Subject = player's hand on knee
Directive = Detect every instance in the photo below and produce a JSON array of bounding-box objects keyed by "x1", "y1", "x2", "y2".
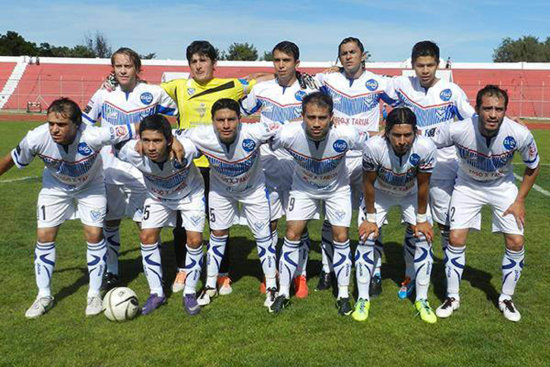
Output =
[
  {"x1": 414, "y1": 222, "x2": 433, "y2": 243},
  {"x1": 102, "y1": 72, "x2": 118, "y2": 92},
  {"x1": 359, "y1": 220, "x2": 378, "y2": 242},
  {"x1": 503, "y1": 200, "x2": 526, "y2": 229}
]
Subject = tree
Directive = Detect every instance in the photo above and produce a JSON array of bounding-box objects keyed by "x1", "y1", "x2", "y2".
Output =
[
  {"x1": 0, "y1": 31, "x2": 38, "y2": 56},
  {"x1": 140, "y1": 52, "x2": 157, "y2": 60},
  {"x1": 83, "y1": 31, "x2": 112, "y2": 58},
  {"x1": 260, "y1": 51, "x2": 273, "y2": 61},
  {"x1": 225, "y1": 42, "x2": 258, "y2": 61},
  {"x1": 493, "y1": 36, "x2": 550, "y2": 62}
]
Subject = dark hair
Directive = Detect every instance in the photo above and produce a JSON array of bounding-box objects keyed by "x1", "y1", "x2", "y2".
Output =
[
  {"x1": 411, "y1": 41, "x2": 440, "y2": 64},
  {"x1": 476, "y1": 85, "x2": 509, "y2": 109},
  {"x1": 272, "y1": 41, "x2": 300, "y2": 61},
  {"x1": 139, "y1": 114, "x2": 173, "y2": 141},
  {"x1": 47, "y1": 97, "x2": 82, "y2": 126},
  {"x1": 186, "y1": 40, "x2": 217, "y2": 63},
  {"x1": 302, "y1": 92, "x2": 334, "y2": 115},
  {"x1": 384, "y1": 107, "x2": 417, "y2": 137},
  {"x1": 211, "y1": 98, "x2": 241, "y2": 118},
  {"x1": 337, "y1": 37, "x2": 365, "y2": 63},
  {"x1": 111, "y1": 47, "x2": 142, "y2": 73}
]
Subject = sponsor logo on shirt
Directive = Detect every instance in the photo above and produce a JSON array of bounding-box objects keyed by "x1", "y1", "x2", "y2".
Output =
[
  {"x1": 77, "y1": 142, "x2": 93, "y2": 156},
  {"x1": 333, "y1": 139, "x2": 348, "y2": 153},
  {"x1": 503, "y1": 136, "x2": 517, "y2": 150},
  {"x1": 295, "y1": 90, "x2": 307, "y2": 101},
  {"x1": 440, "y1": 89, "x2": 452, "y2": 101},
  {"x1": 365, "y1": 79, "x2": 379, "y2": 91},
  {"x1": 187, "y1": 88, "x2": 195, "y2": 96},
  {"x1": 173, "y1": 158, "x2": 187, "y2": 169},
  {"x1": 140, "y1": 92, "x2": 154, "y2": 105},
  {"x1": 409, "y1": 153, "x2": 420, "y2": 166},
  {"x1": 242, "y1": 139, "x2": 256, "y2": 152}
]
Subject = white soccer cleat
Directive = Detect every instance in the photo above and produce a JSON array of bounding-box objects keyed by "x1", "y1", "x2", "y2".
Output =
[
  {"x1": 25, "y1": 296, "x2": 54, "y2": 319},
  {"x1": 171, "y1": 270, "x2": 187, "y2": 293},
  {"x1": 499, "y1": 299, "x2": 521, "y2": 322},
  {"x1": 217, "y1": 275, "x2": 233, "y2": 296},
  {"x1": 85, "y1": 295, "x2": 103, "y2": 317},
  {"x1": 264, "y1": 288, "x2": 278, "y2": 308},
  {"x1": 436, "y1": 297, "x2": 460, "y2": 318},
  {"x1": 197, "y1": 287, "x2": 218, "y2": 306}
]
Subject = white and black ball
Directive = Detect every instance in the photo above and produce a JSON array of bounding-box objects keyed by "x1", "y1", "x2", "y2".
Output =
[{"x1": 103, "y1": 287, "x2": 139, "y2": 322}]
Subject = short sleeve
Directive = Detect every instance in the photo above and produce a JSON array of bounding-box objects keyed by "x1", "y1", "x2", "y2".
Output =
[
  {"x1": 240, "y1": 86, "x2": 261, "y2": 116},
  {"x1": 432, "y1": 121, "x2": 454, "y2": 148},
  {"x1": 518, "y1": 131, "x2": 540, "y2": 169},
  {"x1": 11, "y1": 129, "x2": 39, "y2": 168},
  {"x1": 419, "y1": 139, "x2": 437, "y2": 173},
  {"x1": 157, "y1": 88, "x2": 178, "y2": 116},
  {"x1": 454, "y1": 87, "x2": 475, "y2": 120},
  {"x1": 82, "y1": 89, "x2": 105, "y2": 125},
  {"x1": 362, "y1": 140, "x2": 379, "y2": 172}
]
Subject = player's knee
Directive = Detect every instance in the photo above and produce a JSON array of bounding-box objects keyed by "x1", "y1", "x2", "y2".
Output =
[
  {"x1": 504, "y1": 235, "x2": 524, "y2": 251},
  {"x1": 449, "y1": 231, "x2": 466, "y2": 247},
  {"x1": 84, "y1": 226, "x2": 103, "y2": 243},
  {"x1": 186, "y1": 232, "x2": 203, "y2": 248},
  {"x1": 211, "y1": 229, "x2": 229, "y2": 238},
  {"x1": 332, "y1": 228, "x2": 349, "y2": 243},
  {"x1": 285, "y1": 229, "x2": 301, "y2": 242},
  {"x1": 139, "y1": 230, "x2": 158, "y2": 245}
]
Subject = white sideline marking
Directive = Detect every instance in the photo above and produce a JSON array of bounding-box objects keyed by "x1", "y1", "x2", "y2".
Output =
[
  {"x1": 0, "y1": 176, "x2": 39, "y2": 183},
  {"x1": 513, "y1": 163, "x2": 550, "y2": 167},
  {"x1": 513, "y1": 173, "x2": 550, "y2": 197}
]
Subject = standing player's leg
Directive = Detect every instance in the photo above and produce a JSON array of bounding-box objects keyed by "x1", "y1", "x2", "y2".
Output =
[
  {"x1": 317, "y1": 220, "x2": 334, "y2": 291},
  {"x1": 172, "y1": 213, "x2": 188, "y2": 292},
  {"x1": 139, "y1": 226, "x2": 166, "y2": 315}
]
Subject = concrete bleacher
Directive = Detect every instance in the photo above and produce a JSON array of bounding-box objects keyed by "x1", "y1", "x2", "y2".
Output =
[{"x1": 0, "y1": 61, "x2": 17, "y2": 107}]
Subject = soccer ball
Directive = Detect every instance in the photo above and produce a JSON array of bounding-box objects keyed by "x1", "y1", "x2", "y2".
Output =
[{"x1": 103, "y1": 287, "x2": 139, "y2": 322}]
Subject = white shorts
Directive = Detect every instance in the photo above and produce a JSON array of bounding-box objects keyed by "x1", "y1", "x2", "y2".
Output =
[
  {"x1": 449, "y1": 179, "x2": 523, "y2": 235},
  {"x1": 37, "y1": 184, "x2": 106, "y2": 228},
  {"x1": 286, "y1": 185, "x2": 352, "y2": 227},
  {"x1": 262, "y1": 153, "x2": 295, "y2": 193},
  {"x1": 141, "y1": 191, "x2": 205, "y2": 232},
  {"x1": 105, "y1": 183, "x2": 147, "y2": 222},
  {"x1": 268, "y1": 188, "x2": 289, "y2": 221},
  {"x1": 346, "y1": 155, "x2": 363, "y2": 210},
  {"x1": 429, "y1": 178, "x2": 455, "y2": 226},
  {"x1": 209, "y1": 186, "x2": 271, "y2": 238},
  {"x1": 358, "y1": 189, "x2": 420, "y2": 228}
]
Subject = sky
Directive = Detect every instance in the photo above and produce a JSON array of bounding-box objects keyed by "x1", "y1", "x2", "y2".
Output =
[{"x1": 1, "y1": 0, "x2": 549, "y2": 62}]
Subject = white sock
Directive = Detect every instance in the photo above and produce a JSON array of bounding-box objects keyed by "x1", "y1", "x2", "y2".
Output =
[
  {"x1": 104, "y1": 226, "x2": 120, "y2": 275},
  {"x1": 278, "y1": 237, "x2": 300, "y2": 298},
  {"x1": 296, "y1": 231, "x2": 310, "y2": 277},
  {"x1": 500, "y1": 247, "x2": 525, "y2": 301},
  {"x1": 206, "y1": 234, "x2": 228, "y2": 289},
  {"x1": 333, "y1": 240, "x2": 351, "y2": 298},
  {"x1": 355, "y1": 237, "x2": 375, "y2": 300},
  {"x1": 321, "y1": 221, "x2": 333, "y2": 273},
  {"x1": 35, "y1": 242, "x2": 56, "y2": 298},
  {"x1": 414, "y1": 234, "x2": 433, "y2": 301},
  {"x1": 373, "y1": 231, "x2": 383, "y2": 277},
  {"x1": 256, "y1": 233, "x2": 277, "y2": 289},
  {"x1": 444, "y1": 245, "x2": 465, "y2": 299},
  {"x1": 403, "y1": 227, "x2": 416, "y2": 280},
  {"x1": 87, "y1": 239, "x2": 107, "y2": 297},
  {"x1": 184, "y1": 245, "x2": 203, "y2": 295},
  {"x1": 141, "y1": 242, "x2": 164, "y2": 297}
]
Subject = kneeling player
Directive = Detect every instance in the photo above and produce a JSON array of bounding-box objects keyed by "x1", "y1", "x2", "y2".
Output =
[
  {"x1": 433, "y1": 85, "x2": 540, "y2": 322},
  {"x1": 0, "y1": 98, "x2": 137, "y2": 318},
  {"x1": 357, "y1": 107, "x2": 437, "y2": 323},
  {"x1": 117, "y1": 115, "x2": 205, "y2": 315}
]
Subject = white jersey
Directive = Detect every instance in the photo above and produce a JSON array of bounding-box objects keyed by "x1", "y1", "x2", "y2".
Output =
[
  {"x1": 433, "y1": 116, "x2": 539, "y2": 184},
  {"x1": 117, "y1": 136, "x2": 203, "y2": 201},
  {"x1": 83, "y1": 82, "x2": 178, "y2": 185},
  {"x1": 273, "y1": 122, "x2": 368, "y2": 195},
  {"x1": 362, "y1": 135, "x2": 437, "y2": 197},
  {"x1": 185, "y1": 122, "x2": 280, "y2": 194},
  {"x1": 11, "y1": 122, "x2": 136, "y2": 192},
  {"x1": 385, "y1": 76, "x2": 475, "y2": 180}
]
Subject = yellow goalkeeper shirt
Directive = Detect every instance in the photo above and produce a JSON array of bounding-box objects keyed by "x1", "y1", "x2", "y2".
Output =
[{"x1": 162, "y1": 77, "x2": 256, "y2": 167}]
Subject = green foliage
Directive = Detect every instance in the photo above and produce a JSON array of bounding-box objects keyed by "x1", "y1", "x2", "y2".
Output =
[
  {"x1": 261, "y1": 50, "x2": 273, "y2": 61},
  {"x1": 493, "y1": 35, "x2": 550, "y2": 62},
  {"x1": 225, "y1": 42, "x2": 258, "y2": 61}
]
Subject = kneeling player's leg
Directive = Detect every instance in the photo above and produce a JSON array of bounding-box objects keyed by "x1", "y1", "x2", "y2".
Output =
[
  {"x1": 411, "y1": 224, "x2": 433, "y2": 302},
  {"x1": 280, "y1": 219, "x2": 308, "y2": 298},
  {"x1": 501, "y1": 234, "x2": 525, "y2": 301},
  {"x1": 139, "y1": 228, "x2": 164, "y2": 296},
  {"x1": 355, "y1": 234, "x2": 376, "y2": 301},
  {"x1": 35, "y1": 226, "x2": 60, "y2": 298},
  {"x1": 429, "y1": 179, "x2": 454, "y2": 251},
  {"x1": 83, "y1": 225, "x2": 107, "y2": 298}
]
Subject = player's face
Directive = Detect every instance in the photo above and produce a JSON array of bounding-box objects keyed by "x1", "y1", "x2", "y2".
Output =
[
  {"x1": 47, "y1": 112, "x2": 78, "y2": 145},
  {"x1": 189, "y1": 53, "x2": 215, "y2": 84},
  {"x1": 273, "y1": 50, "x2": 299, "y2": 85},
  {"x1": 213, "y1": 108, "x2": 240, "y2": 144},
  {"x1": 303, "y1": 103, "x2": 333, "y2": 141},
  {"x1": 413, "y1": 56, "x2": 438, "y2": 88},
  {"x1": 112, "y1": 53, "x2": 138, "y2": 90},
  {"x1": 339, "y1": 41, "x2": 365, "y2": 78},
  {"x1": 141, "y1": 130, "x2": 170, "y2": 162},
  {"x1": 388, "y1": 124, "x2": 415, "y2": 156},
  {"x1": 476, "y1": 94, "x2": 506, "y2": 137}
]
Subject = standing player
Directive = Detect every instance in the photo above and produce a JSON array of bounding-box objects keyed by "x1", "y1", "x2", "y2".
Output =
[
  {"x1": 83, "y1": 47, "x2": 177, "y2": 291},
  {"x1": 355, "y1": 107, "x2": 437, "y2": 323},
  {"x1": 432, "y1": 85, "x2": 540, "y2": 322},
  {"x1": 185, "y1": 99, "x2": 280, "y2": 308},
  {"x1": 0, "y1": 98, "x2": 137, "y2": 318},
  {"x1": 116, "y1": 115, "x2": 205, "y2": 315},
  {"x1": 240, "y1": 41, "x2": 318, "y2": 298},
  {"x1": 269, "y1": 92, "x2": 369, "y2": 315},
  {"x1": 385, "y1": 41, "x2": 475, "y2": 299},
  {"x1": 314, "y1": 37, "x2": 395, "y2": 294}
]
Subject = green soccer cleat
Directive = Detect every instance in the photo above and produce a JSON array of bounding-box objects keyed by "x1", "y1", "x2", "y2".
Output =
[
  {"x1": 415, "y1": 299, "x2": 437, "y2": 324},
  {"x1": 351, "y1": 298, "x2": 370, "y2": 322}
]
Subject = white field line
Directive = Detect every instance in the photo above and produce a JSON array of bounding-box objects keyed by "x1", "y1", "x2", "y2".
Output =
[
  {"x1": 513, "y1": 173, "x2": 550, "y2": 197},
  {"x1": 0, "y1": 175, "x2": 40, "y2": 183}
]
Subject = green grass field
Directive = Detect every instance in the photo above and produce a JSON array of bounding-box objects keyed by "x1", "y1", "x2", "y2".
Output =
[{"x1": 0, "y1": 121, "x2": 548, "y2": 366}]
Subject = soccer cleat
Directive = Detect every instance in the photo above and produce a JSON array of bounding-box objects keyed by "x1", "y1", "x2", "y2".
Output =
[
  {"x1": 197, "y1": 286, "x2": 218, "y2": 306},
  {"x1": 264, "y1": 287, "x2": 278, "y2": 308},
  {"x1": 141, "y1": 293, "x2": 167, "y2": 315},
  {"x1": 269, "y1": 295, "x2": 290, "y2": 313},
  {"x1": 398, "y1": 276, "x2": 415, "y2": 299},
  {"x1": 415, "y1": 299, "x2": 437, "y2": 324},
  {"x1": 315, "y1": 271, "x2": 332, "y2": 291},
  {"x1": 294, "y1": 275, "x2": 309, "y2": 299},
  {"x1": 101, "y1": 272, "x2": 120, "y2": 293},
  {"x1": 369, "y1": 274, "x2": 382, "y2": 298},
  {"x1": 259, "y1": 277, "x2": 266, "y2": 294},
  {"x1": 351, "y1": 298, "x2": 371, "y2": 322},
  {"x1": 25, "y1": 296, "x2": 54, "y2": 319},
  {"x1": 183, "y1": 293, "x2": 201, "y2": 316},
  {"x1": 435, "y1": 297, "x2": 460, "y2": 318},
  {"x1": 171, "y1": 270, "x2": 187, "y2": 293},
  {"x1": 499, "y1": 299, "x2": 521, "y2": 322},
  {"x1": 217, "y1": 275, "x2": 232, "y2": 295},
  {"x1": 336, "y1": 297, "x2": 353, "y2": 316},
  {"x1": 85, "y1": 295, "x2": 104, "y2": 317}
]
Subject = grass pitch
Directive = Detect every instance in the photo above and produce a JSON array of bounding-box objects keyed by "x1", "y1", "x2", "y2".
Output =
[{"x1": 0, "y1": 122, "x2": 548, "y2": 366}]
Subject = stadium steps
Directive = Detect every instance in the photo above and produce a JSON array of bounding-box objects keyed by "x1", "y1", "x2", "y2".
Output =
[{"x1": 0, "y1": 57, "x2": 28, "y2": 109}]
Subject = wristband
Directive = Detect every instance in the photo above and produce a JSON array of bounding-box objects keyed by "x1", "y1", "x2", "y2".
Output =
[
  {"x1": 416, "y1": 213, "x2": 427, "y2": 223},
  {"x1": 366, "y1": 213, "x2": 377, "y2": 223}
]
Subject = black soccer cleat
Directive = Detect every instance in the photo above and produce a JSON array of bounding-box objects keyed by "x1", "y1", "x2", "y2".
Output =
[
  {"x1": 336, "y1": 297, "x2": 353, "y2": 316},
  {"x1": 269, "y1": 295, "x2": 290, "y2": 314},
  {"x1": 315, "y1": 271, "x2": 333, "y2": 291},
  {"x1": 101, "y1": 272, "x2": 120, "y2": 292},
  {"x1": 369, "y1": 274, "x2": 382, "y2": 298}
]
